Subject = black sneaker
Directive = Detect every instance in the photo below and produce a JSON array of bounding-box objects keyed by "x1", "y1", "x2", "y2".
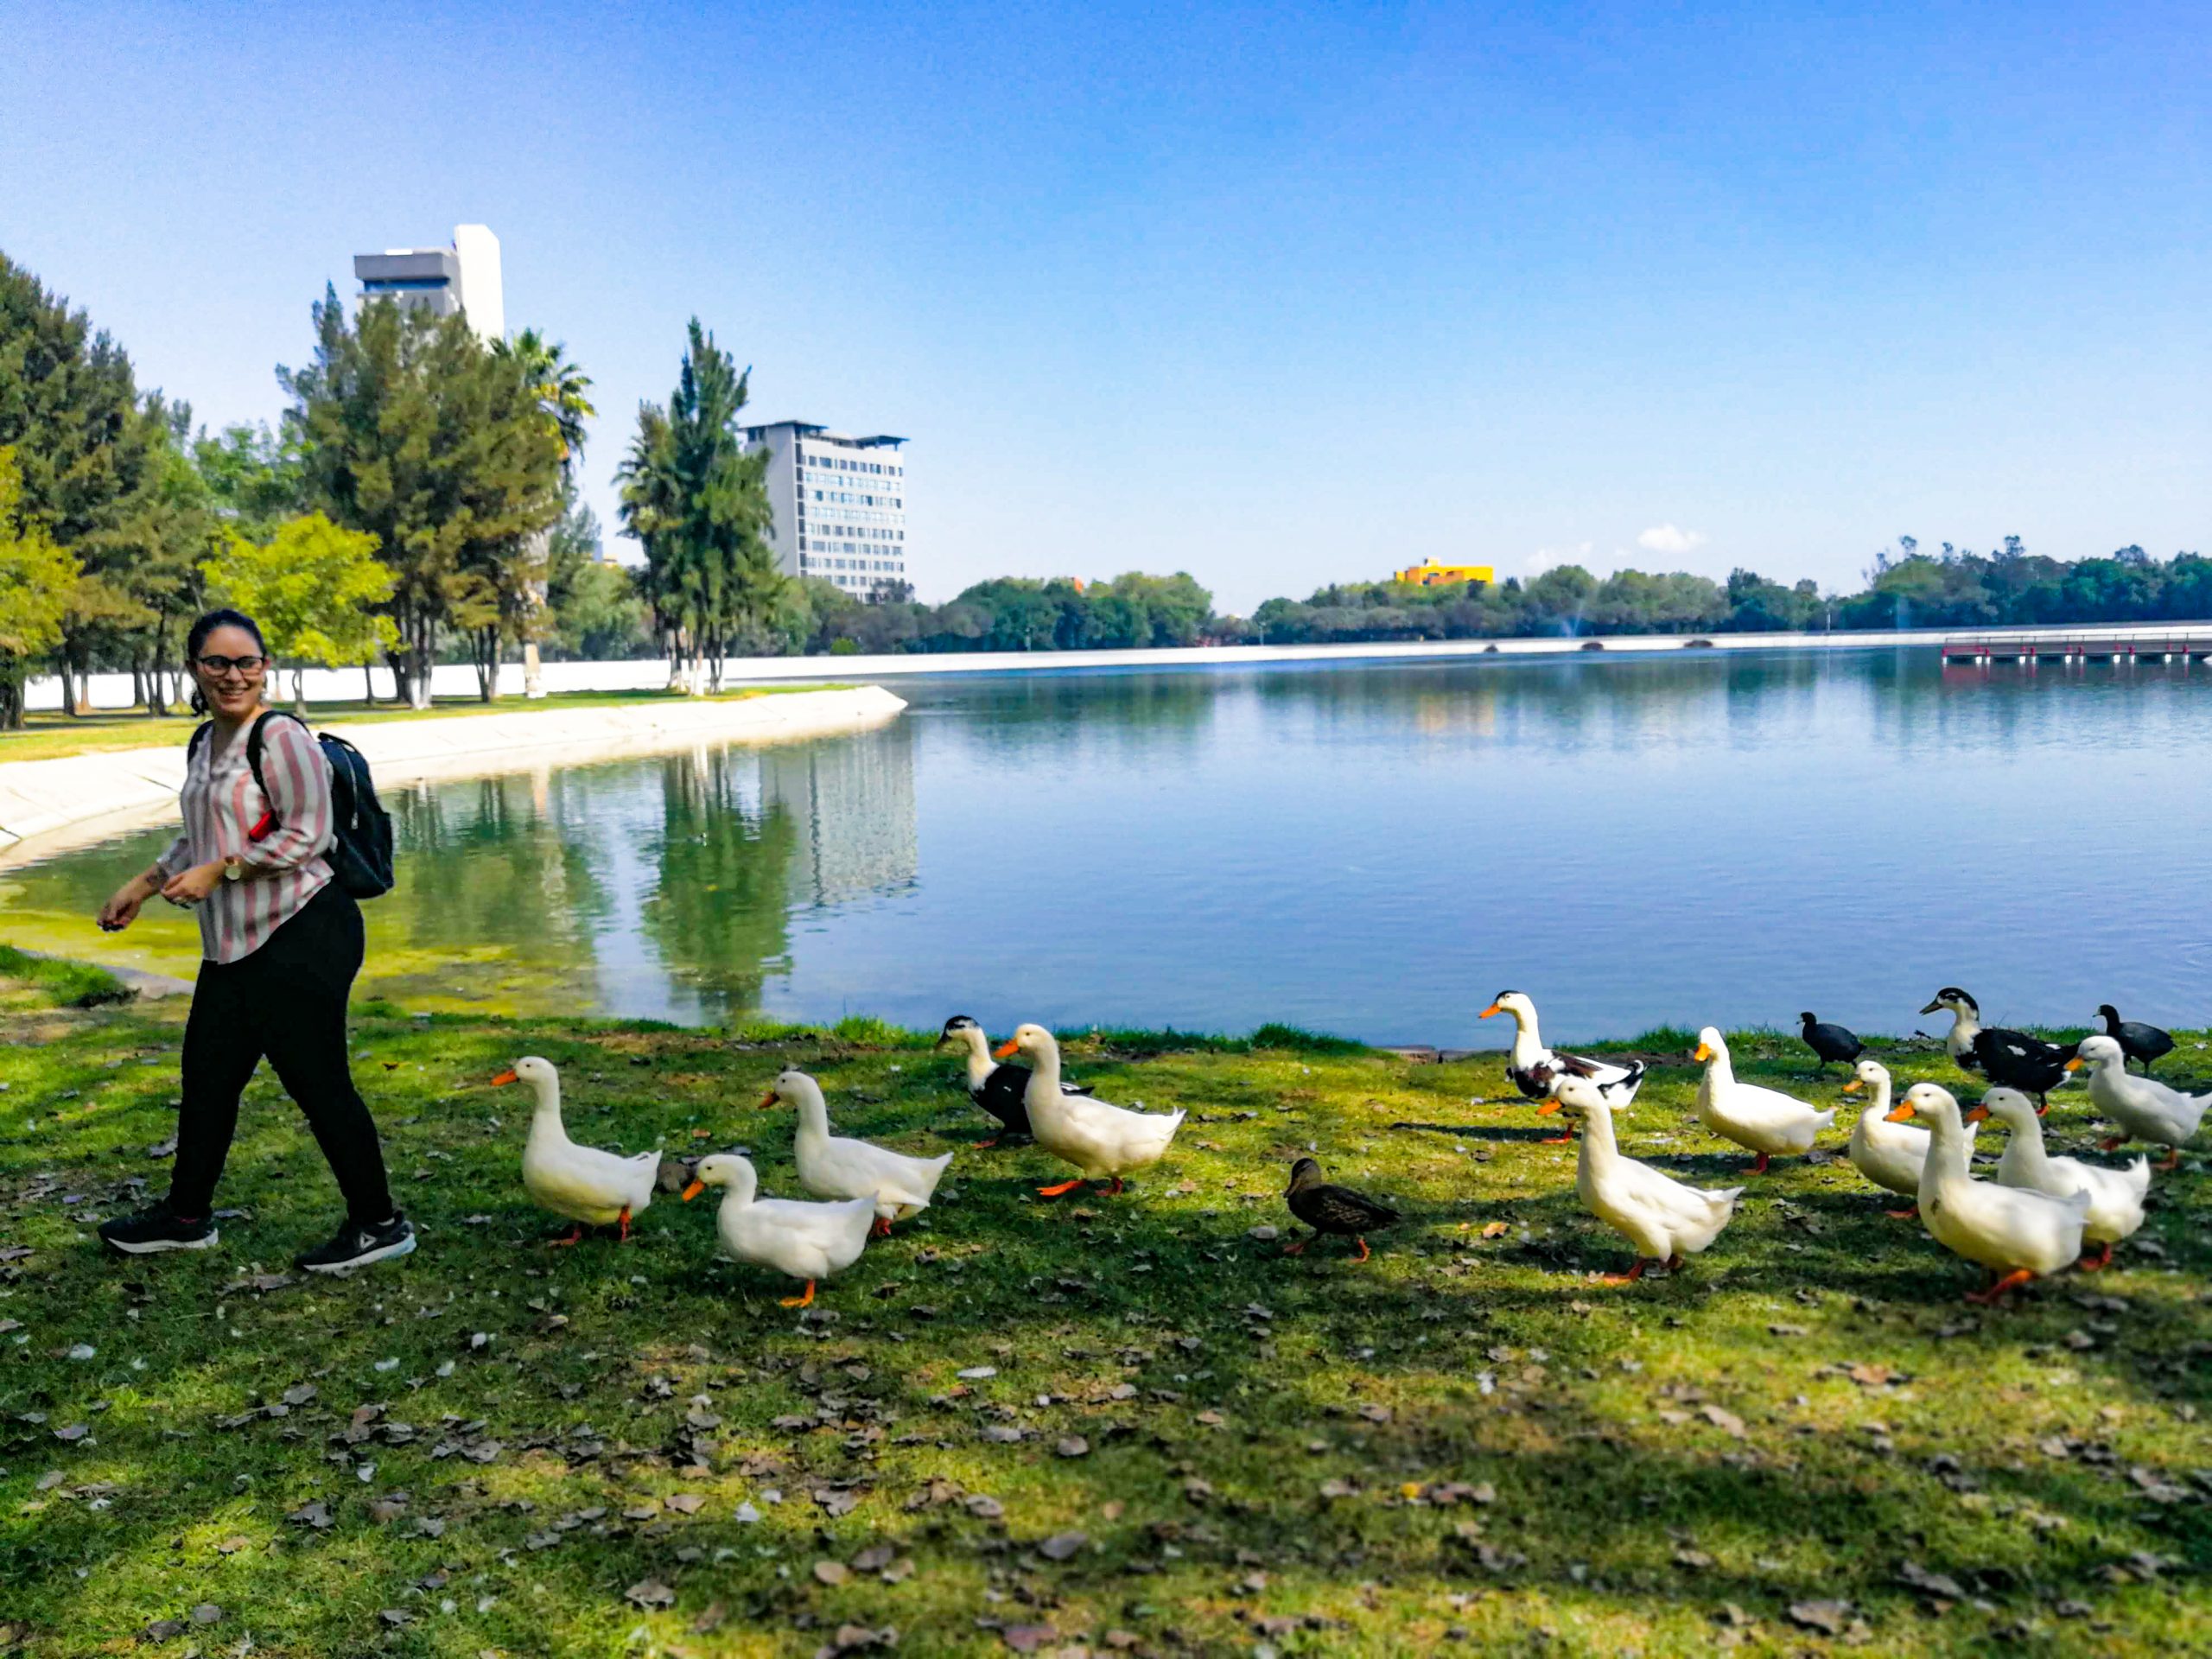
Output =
[
  {"x1": 99, "y1": 1199, "x2": 218, "y2": 1255},
  {"x1": 296, "y1": 1212, "x2": 417, "y2": 1274}
]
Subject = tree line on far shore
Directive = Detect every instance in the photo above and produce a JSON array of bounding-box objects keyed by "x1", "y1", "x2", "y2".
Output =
[{"x1": 3, "y1": 245, "x2": 2206, "y2": 728}]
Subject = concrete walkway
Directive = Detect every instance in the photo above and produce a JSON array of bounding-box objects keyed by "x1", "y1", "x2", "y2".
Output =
[{"x1": 0, "y1": 685, "x2": 906, "y2": 861}]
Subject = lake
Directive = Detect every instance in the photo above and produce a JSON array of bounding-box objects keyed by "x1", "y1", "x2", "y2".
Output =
[{"x1": 7, "y1": 649, "x2": 2209, "y2": 1046}]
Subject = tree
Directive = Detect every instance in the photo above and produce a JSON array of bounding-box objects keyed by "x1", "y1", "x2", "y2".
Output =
[
  {"x1": 493, "y1": 330, "x2": 595, "y2": 696},
  {"x1": 282, "y1": 289, "x2": 563, "y2": 708},
  {"x1": 200, "y1": 512, "x2": 399, "y2": 710},
  {"x1": 616, "y1": 320, "x2": 781, "y2": 691},
  {"x1": 0, "y1": 447, "x2": 79, "y2": 728},
  {"x1": 194, "y1": 422, "x2": 300, "y2": 539},
  {"x1": 0, "y1": 252, "x2": 166, "y2": 714}
]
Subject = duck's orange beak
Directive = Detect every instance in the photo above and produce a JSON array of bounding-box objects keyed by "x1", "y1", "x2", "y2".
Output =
[
  {"x1": 1964, "y1": 1103, "x2": 1991, "y2": 1123},
  {"x1": 1885, "y1": 1102, "x2": 1916, "y2": 1122},
  {"x1": 1842, "y1": 1079, "x2": 1863, "y2": 1095},
  {"x1": 993, "y1": 1039, "x2": 1020, "y2": 1059},
  {"x1": 1478, "y1": 1002, "x2": 1501, "y2": 1020},
  {"x1": 681, "y1": 1179, "x2": 704, "y2": 1201},
  {"x1": 491, "y1": 1069, "x2": 518, "y2": 1086},
  {"x1": 757, "y1": 1089, "x2": 779, "y2": 1109},
  {"x1": 2063, "y1": 1057, "x2": 2083, "y2": 1072},
  {"x1": 1692, "y1": 1043, "x2": 1713, "y2": 1064},
  {"x1": 1535, "y1": 1100, "x2": 1560, "y2": 1116}
]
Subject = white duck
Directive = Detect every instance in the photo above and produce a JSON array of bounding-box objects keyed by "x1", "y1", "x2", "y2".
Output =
[
  {"x1": 1890, "y1": 1082, "x2": 2091, "y2": 1305},
  {"x1": 1691, "y1": 1027, "x2": 1834, "y2": 1173},
  {"x1": 998, "y1": 1024, "x2": 1185, "y2": 1197},
  {"x1": 495, "y1": 1056, "x2": 663, "y2": 1244},
  {"x1": 1481, "y1": 990, "x2": 1645, "y2": 1142},
  {"x1": 762, "y1": 1069, "x2": 953, "y2": 1236},
  {"x1": 1552, "y1": 1076, "x2": 1741, "y2": 1284},
  {"x1": 1972, "y1": 1085, "x2": 2149, "y2": 1273},
  {"x1": 1839, "y1": 1058, "x2": 1970, "y2": 1217},
  {"x1": 2068, "y1": 1033, "x2": 2209, "y2": 1171},
  {"x1": 682, "y1": 1153, "x2": 873, "y2": 1308}
]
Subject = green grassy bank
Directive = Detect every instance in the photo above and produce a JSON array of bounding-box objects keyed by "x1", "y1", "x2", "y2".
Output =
[
  {"x1": 0, "y1": 684, "x2": 852, "y2": 765},
  {"x1": 0, "y1": 977, "x2": 2204, "y2": 1655}
]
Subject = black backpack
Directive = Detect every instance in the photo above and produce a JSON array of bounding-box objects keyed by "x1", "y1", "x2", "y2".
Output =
[{"x1": 188, "y1": 711, "x2": 395, "y2": 899}]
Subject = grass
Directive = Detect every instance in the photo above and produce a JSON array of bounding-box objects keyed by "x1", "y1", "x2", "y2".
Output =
[
  {"x1": 0, "y1": 983, "x2": 2204, "y2": 1656},
  {"x1": 0, "y1": 683, "x2": 857, "y2": 764},
  {"x1": 0, "y1": 944, "x2": 134, "y2": 1012}
]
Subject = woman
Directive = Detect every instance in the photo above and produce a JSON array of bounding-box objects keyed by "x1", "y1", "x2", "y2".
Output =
[{"x1": 94, "y1": 608, "x2": 414, "y2": 1273}]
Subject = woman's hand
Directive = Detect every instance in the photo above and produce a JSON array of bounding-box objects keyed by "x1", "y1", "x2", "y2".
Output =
[
  {"x1": 98, "y1": 877, "x2": 153, "y2": 933},
  {"x1": 159, "y1": 861, "x2": 226, "y2": 907}
]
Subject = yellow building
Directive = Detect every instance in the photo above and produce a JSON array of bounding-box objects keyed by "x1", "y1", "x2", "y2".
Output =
[{"x1": 1395, "y1": 559, "x2": 1494, "y2": 588}]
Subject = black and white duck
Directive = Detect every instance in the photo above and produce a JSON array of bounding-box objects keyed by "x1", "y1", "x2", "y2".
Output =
[
  {"x1": 937, "y1": 1014, "x2": 1091, "y2": 1147},
  {"x1": 1282, "y1": 1158, "x2": 1400, "y2": 1262},
  {"x1": 1918, "y1": 988, "x2": 2074, "y2": 1111},
  {"x1": 1479, "y1": 990, "x2": 1645, "y2": 1143},
  {"x1": 1798, "y1": 1012, "x2": 1864, "y2": 1074},
  {"x1": 2095, "y1": 1005, "x2": 2174, "y2": 1076}
]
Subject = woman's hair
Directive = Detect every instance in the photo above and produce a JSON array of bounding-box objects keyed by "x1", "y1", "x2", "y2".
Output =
[{"x1": 184, "y1": 608, "x2": 268, "y2": 717}]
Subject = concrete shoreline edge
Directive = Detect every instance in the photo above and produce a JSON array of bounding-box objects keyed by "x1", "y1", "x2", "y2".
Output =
[{"x1": 0, "y1": 684, "x2": 908, "y2": 861}]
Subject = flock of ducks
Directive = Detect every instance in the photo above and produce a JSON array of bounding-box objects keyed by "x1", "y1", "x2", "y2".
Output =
[
  {"x1": 486, "y1": 989, "x2": 2202, "y2": 1311},
  {"x1": 1490, "y1": 988, "x2": 2203, "y2": 1303}
]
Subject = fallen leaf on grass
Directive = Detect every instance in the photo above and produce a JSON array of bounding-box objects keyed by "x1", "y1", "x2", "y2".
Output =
[
  {"x1": 189, "y1": 1605, "x2": 221, "y2": 1625},
  {"x1": 1699, "y1": 1404, "x2": 1747, "y2": 1439},
  {"x1": 814, "y1": 1560, "x2": 850, "y2": 1586},
  {"x1": 1039, "y1": 1531, "x2": 1088, "y2": 1560},
  {"x1": 285, "y1": 1501, "x2": 334, "y2": 1529},
  {"x1": 1001, "y1": 1627, "x2": 1057, "y2": 1653},
  {"x1": 1788, "y1": 1600, "x2": 1851, "y2": 1635},
  {"x1": 664, "y1": 1492, "x2": 705, "y2": 1515},
  {"x1": 1056, "y1": 1435, "x2": 1090, "y2": 1458},
  {"x1": 1481, "y1": 1221, "x2": 1509, "y2": 1238},
  {"x1": 691, "y1": 1602, "x2": 728, "y2": 1633},
  {"x1": 626, "y1": 1580, "x2": 677, "y2": 1609}
]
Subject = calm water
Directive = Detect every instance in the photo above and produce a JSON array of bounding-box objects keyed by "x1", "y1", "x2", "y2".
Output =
[{"x1": 9, "y1": 650, "x2": 2210, "y2": 1044}]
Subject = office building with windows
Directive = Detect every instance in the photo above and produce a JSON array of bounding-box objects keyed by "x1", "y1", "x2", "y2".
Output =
[
  {"x1": 353, "y1": 224, "x2": 505, "y2": 343},
  {"x1": 741, "y1": 420, "x2": 909, "y2": 596}
]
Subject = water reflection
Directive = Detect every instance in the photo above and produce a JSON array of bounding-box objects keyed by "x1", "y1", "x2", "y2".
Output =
[{"x1": 4, "y1": 652, "x2": 2208, "y2": 1039}]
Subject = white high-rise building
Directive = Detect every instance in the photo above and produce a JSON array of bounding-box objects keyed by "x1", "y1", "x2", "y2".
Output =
[
  {"x1": 741, "y1": 420, "x2": 909, "y2": 597},
  {"x1": 352, "y1": 224, "x2": 505, "y2": 342}
]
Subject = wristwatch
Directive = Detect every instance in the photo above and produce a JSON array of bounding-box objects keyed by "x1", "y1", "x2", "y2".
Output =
[{"x1": 221, "y1": 855, "x2": 246, "y2": 882}]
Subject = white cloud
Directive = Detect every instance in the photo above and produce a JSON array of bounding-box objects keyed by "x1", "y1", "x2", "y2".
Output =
[
  {"x1": 1525, "y1": 541, "x2": 1594, "y2": 575},
  {"x1": 1637, "y1": 523, "x2": 1707, "y2": 556}
]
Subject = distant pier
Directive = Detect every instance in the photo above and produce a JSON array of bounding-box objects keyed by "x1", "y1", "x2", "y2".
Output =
[{"x1": 1941, "y1": 628, "x2": 2212, "y2": 668}]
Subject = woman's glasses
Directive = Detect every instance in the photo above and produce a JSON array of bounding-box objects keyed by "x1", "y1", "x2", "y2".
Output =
[{"x1": 195, "y1": 653, "x2": 267, "y2": 677}]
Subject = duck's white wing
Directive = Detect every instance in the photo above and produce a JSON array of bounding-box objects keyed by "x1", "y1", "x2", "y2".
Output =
[
  {"x1": 734, "y1": 1195, "x2": 875, "y2": 1277},
  {"x1": 832, "y1": 1136, "x2": 952, "y2": 1205},
  {"x1": 525, "y1": 1144, "x2": 659, "y2": 1222},
  {"x1": 1941, "y1": 1179, "x2": 2090, "y2": 1273}
]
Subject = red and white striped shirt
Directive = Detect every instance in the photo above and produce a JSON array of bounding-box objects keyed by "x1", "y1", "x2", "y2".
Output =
[{"x1": 155, "y1": 715, "x2": 335, "y2": 963}]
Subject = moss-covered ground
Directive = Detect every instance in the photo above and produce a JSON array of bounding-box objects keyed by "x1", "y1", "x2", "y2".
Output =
[{"x1": 0, "y1": 981, "x2": 2204, "y2": 1656}]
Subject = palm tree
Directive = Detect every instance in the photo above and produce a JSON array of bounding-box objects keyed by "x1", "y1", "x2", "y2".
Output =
[{"x1": 493, "y1": 330, "x2": 595, "y2": 694}]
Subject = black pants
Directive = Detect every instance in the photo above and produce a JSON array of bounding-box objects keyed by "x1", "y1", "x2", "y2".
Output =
[{"x1": 168, "y1": 884, "x2": 395, "y2": 1225}]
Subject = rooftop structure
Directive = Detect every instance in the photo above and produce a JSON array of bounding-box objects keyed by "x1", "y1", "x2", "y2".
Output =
[
  {"x1": 1395, "y1": 559, "x2": 1495, "y2": 588},
  {"x1": 741, "y1": 420, "x2": 910, "y2": 597},
  {"x1": 353, "y1": 224, "x2": 505, "y2": 342}
]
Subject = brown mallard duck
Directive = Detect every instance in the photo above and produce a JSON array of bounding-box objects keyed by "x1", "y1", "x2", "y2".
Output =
[{"x1": 1283, "y1": 1157, "x2": 1400, "y2": 1262}]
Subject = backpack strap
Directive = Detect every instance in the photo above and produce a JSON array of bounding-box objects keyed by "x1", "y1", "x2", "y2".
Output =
[
  {"x1": 188, "y1": 721, "x2": 214, "y2": 762},
  {"x1": 241, "y1": 710, "x2": 308, "y2": 842}
]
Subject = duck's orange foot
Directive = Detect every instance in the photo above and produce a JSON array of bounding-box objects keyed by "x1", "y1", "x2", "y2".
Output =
[
  {"x1": 873, "y1": 1215, "x2": 893, "y2": 1237},
  {"x1": 1103, "y1": 1176, "x2": 1125, "y2": 1196},
  {"x1": 1885, "y1": 1205, "x2": 1919, "y2": 1219},
  {"x1": 2034, "y1": 1100, "x2": 2049, "y2": 1117},
  {"x1": 2098, "y1": 1135, "x2": 2126, "y2": 1152},
  {"x1": 1281, "y1": 1238, "x2": 1308, "y2": 1256},
  {"x1": 549, "y1": 1224, "x2": 585, "y2": 1249},
  {"x1": 618, "y1": 1206, "x2": 632, "y2": 1243},
  {"x1": 1355, "y1": 1236, "x2": 1371, "y2": 1263},
  {"x1": 1538, "y1": 1134, "x2": 1573, "y2": 1146},
  {"x1": 1595, "y1": 1259, "x2": 1649, "y2": 1286},
  {"x1": 1964, "y1": 1268, "x2": 2034, "y2": 1306},
  {"x1": 780, "y1": 1279, "x2": 817, "y2": 1309},
  {"x1": 973, "y1": 1137, "x2": 1001, "y2": 1149},
  {"x1": 1037, "y1": 1179, "x2": 1088, "y2": 1198},
  {"x1": 2077, "y1": 1241, "x2": 2114, "y2": 1272},
  {"x1": 1749, "y1": 1153, "x2": 1771, "y2": 1174},
  {"x1": 1663, "y1": 1254, "x2": 1684, "y2": 1272},
  {"x1": 2157, "y1": 1147, "x2": 2181, "y2": 1171}
]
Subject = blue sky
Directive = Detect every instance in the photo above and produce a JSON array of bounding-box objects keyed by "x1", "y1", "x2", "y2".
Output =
[{"x1": 3, "y1": 2, "x2": 2204, "y2": 611}]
